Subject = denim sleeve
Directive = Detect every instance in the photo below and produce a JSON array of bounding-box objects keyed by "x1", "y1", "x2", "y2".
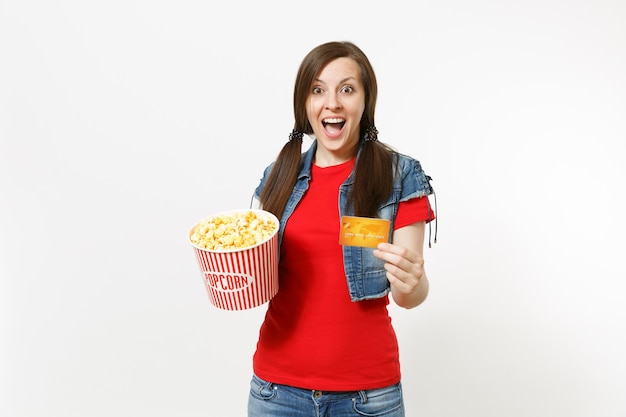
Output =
[
  {"x1": 253, "y1": 162, "x2": 275, "y2": 200},
  {"x1": 398, "y1": 156, "x2": 434, "y2": 203}
]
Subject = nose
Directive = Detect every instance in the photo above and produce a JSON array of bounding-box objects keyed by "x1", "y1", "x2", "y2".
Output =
[{"x1": 324, "y1": 91, "x2": 342, "y2": 110}]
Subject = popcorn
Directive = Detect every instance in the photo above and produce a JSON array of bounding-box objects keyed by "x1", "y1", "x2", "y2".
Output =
[{"x1": 190, "y1": 210, "x2": 278, "y2": 251}]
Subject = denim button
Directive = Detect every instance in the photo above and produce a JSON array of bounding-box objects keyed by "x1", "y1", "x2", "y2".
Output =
[{"x1": 313, "y1": 390, "x2": 322, "y2": 398}]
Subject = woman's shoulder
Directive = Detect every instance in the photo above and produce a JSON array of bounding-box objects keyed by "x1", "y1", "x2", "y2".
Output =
[{"x1": 391, "y1": 149, "x2": 427, "y2": 172}]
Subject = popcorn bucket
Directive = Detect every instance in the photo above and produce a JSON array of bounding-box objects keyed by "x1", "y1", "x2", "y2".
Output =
[{"x1": 188, "y1": 209, "x2": 279, "y2": 310}]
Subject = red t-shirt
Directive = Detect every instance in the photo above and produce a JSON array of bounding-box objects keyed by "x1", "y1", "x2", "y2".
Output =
[{"x1": 252, "y1": 158, "x2": 432, "y2": 391}]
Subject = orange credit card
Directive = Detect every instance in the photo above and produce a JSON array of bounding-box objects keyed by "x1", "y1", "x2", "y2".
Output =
[{"x1": 339, "y1": 216, "x2": 390, "y2": 248}]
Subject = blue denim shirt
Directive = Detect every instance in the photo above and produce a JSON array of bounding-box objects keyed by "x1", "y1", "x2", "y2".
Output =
[{"x1": 253, "y1": 141, "x2": 434, "y2": 302}]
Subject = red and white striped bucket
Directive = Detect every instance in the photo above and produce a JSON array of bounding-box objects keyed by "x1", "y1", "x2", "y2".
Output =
[{"x1": 188, "y1": 210, "x2": 279, "y2": 310}]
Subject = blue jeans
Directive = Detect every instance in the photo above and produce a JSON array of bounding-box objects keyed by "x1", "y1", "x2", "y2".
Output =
[{"x1": 247, "y1": 374, "x2": 405, "y2": 417}]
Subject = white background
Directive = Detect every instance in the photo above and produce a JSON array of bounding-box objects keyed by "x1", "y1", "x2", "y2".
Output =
[{"x1": 1, "y1": 1, "x2": 625, "y2": 416}]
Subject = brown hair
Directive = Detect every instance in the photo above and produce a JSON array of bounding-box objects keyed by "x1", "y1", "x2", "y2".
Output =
[{"x1": 260, "y1": 41, "x2": 395, "y2": 219}]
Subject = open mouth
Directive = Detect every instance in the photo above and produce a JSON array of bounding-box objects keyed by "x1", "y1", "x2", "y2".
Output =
[{"x1": 322, "y1": 117, "x2": 345, "y2": 135}]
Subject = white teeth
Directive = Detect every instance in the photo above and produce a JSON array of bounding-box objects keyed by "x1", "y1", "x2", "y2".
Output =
[{"x1": 323, "y1": 118, "x2": 344, "y2": 123}]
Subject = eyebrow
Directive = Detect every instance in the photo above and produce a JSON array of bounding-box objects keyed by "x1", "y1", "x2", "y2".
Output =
[{"x1": 314, "y1": 76, "x2": 358, "y2": 85}]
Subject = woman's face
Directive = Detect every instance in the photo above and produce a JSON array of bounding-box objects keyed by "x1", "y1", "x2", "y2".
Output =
[{"x1": 306, "y1": 57, "x2": 365, "y2": 167}]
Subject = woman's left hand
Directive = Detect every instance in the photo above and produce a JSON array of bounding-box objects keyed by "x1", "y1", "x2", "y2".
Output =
[
  {"x1": 373, "y1": 222, "x2": 429, "y2": 309},
  {"x1": 373, "y1": 242, "x2": 424, "y2": 294}
]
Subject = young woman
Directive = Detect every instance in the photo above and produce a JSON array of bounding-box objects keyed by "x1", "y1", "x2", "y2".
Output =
[{"x1": 248, "y1": 40, "x2": 436, "y2": 417}]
